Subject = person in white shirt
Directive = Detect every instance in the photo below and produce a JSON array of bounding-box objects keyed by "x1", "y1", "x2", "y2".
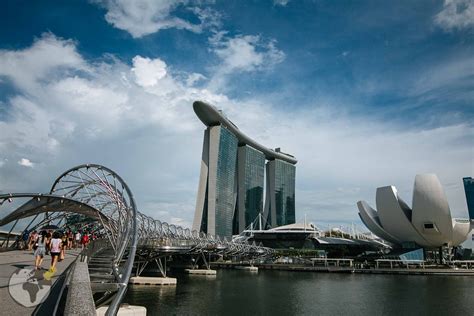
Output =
[
  {"x1": 48, "y1": 231, "x2": 62, "y2": 273},
  {"x1": 75, "y1": 231, "x2": 81, "y2": 249}
]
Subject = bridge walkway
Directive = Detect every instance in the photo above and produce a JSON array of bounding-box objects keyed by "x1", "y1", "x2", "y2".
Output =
[{"x1": 0, "y1": 249, "x2": 80, "y2": 315}]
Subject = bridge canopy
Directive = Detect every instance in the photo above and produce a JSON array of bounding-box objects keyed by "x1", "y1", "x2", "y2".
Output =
[{"x1": 0, "y1": 194, "x2": 110, "y2": 228}]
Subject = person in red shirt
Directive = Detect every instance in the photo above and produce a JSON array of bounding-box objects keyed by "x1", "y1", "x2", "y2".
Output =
[{"x1": 81, "y1": 233, "x2": 89, "y2": 249}]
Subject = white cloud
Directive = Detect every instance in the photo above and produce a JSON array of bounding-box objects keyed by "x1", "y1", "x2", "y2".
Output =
[
  {"x1": 131, "y1": 56, "x2": 168, "y2": 87},
  {"x1": 434, "y1": 0, "x2": 474, "y2": 31},
  {"x1": 49, "y1": 76, "x2": 129, "y2": 130},
  {"x1": 94, "y1": 0, "x2": 202, "y2": 38},
  {"x1": 206, "y1": 34, "x2": 285, "y2": 91},
  {"x1": 414, "y1": 55, "x2": 474, "y2": 90},
  {"x1": 0, "y1": 33, "x2": 87, "y2": 91},
  {"x1": 186, "y1": 73, "x2": 207, "y2": 86},
  {"x1": 94, "y1": 1, "x2": 285, "y2": 92},
  {"x1": 211, "y1": 35, "x2": 285, "y2": 74},
  {"x1": 0, "y1": 33, "x2": 471, "y2": 230},
  {"x1": 191, "y1": 7, "x2": 222, "y2": 31},
  {"x1": 0, "y1": 96, "x2": 60, "y2": 160},
  {"x1": 18, "y1": 158, "x2": 34, "y2": 168}
]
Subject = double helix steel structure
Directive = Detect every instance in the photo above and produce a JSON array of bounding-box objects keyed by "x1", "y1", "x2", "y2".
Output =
[{"x1": 0, "y1": 164, "x2": 273, "y2": 315}]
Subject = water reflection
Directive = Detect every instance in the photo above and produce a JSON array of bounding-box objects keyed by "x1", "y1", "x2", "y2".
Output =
[
  {"x1": 124, "y1": 270, "x2": 474, "y2": 315},
  {"x1": 125, "y1": 284, "x2": 176, "y2": 313}
]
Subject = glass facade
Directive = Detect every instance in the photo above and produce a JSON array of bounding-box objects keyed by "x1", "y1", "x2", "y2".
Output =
[
  {"x1": 236, "y1": 145, "x2": 265, "y2": 233},
  {"x1": 193, "y1": 112, "x2": 298, "y2": 237},
  {"x1": 274, "y1": 159, "x2": 296, "y2": 226},
  {"x1": 214, "y1": 126, "x2": 238, "y2": 237},
  {"x1": 463, "y1": 177, "x2": 474, "y2": 220},
  {"x1": 199, "y1": 183, "x2": 209, "y2": 233},
  {"x1": 399, "y1": 248, "x2": 424, "y2": 262}
]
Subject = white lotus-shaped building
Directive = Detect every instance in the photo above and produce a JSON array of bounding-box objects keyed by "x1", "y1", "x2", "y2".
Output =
[{"x1": 357, "y1": 174, "x2": 472, "y2": 248}]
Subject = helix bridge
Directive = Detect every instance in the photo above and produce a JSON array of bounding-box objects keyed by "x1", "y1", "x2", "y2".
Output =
[{"x1": 0, "y1": 164, "x2": 273, "y2": 315}]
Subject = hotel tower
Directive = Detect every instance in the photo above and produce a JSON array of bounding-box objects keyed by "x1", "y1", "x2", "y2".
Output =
[{"x1": 192, "y1": 101, "x2": 297, "y2": 237}]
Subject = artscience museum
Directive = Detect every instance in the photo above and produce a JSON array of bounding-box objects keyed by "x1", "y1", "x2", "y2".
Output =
[{"x1": 357, "y1": 174, "x2": 473, "y2": 249}]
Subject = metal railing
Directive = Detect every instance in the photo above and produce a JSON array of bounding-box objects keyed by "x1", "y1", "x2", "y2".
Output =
[
  {"x1": 375, "y1": 259, "x2": 426, "y2": 269},
  {"x1": 0, "y1": 163, "x2": 273, "y2": 315}
]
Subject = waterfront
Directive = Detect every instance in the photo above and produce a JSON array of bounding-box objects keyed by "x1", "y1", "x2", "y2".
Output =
[{"x1": 124, "y1": 270, "x2": 474, "y2": 315}]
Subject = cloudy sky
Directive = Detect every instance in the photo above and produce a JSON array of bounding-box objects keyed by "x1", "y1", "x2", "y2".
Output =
[{"x1": 0, "y1": 0, "x2": 473, "y2": 231}]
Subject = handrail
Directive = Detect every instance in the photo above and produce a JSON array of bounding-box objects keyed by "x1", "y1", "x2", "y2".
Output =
[{"x1": 64, "y1": 261, "x2": 96, "y2": 315}]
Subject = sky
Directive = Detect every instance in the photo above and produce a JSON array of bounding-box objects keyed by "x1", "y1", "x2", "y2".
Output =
[{"x1": 0, "y1": 0, "x2": 473, "y2": 232}]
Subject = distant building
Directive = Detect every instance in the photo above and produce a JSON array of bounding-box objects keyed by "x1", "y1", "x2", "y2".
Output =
[
  {"x1": 358, "y1": 174, "x2": 472, "y2": 248},
  {"x1": 234, "y1": 222, "x2": 386, "y2": 257},
  {"x1": 463, "y1": 177, "x2": 474, "y2": 220},
  {"x1": 192, "y1": 101, "x2": 297, "y2": 237}
]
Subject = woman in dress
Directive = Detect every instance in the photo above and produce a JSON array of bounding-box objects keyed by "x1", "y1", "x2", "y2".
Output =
[
  {"x1": 34, "y1": 231, "x2": 47, "y2": 270},
  {"x1": 28, "y1": 230, "x2": 38, "y2": 251}
]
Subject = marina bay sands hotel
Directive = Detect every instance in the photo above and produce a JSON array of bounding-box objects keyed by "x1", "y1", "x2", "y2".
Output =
[{"x1": 192, "y1": 101, "x2": 297, "y2": 237}]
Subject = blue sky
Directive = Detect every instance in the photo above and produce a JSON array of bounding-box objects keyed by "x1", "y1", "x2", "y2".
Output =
[{"x1": 0, "y1": 0, "x2": 473, "y2": 231}]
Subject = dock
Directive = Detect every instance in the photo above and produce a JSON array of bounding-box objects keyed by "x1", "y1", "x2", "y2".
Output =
[
  {"x1": 129, "y1": 276, "x2": 177, "y2": 285},
  {"x1": 185, "y1": 269, "x2": 217, "y2": 275},
  {"x1": 211, "y1": 262, "x2": 474, "y2": 276},
  {"x1": 235, "y1": 266, "x2": 258, "y2": 272}
]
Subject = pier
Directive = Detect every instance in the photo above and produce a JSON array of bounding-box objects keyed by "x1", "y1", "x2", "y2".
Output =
[
  {"x1": 185, "y1": 269, "x2": 217, "y2": 275},
  {"x1": 211, "y1": 261, "x2": 474, "y2": 276}
]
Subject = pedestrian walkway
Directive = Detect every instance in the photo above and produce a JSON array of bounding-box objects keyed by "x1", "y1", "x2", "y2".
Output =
[{"x1": 0, "y1": 249, "x2": 80, "y2": 316}]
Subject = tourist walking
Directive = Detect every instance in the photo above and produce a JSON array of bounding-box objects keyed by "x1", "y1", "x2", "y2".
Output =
[
  {"x1": 81, "y1": 232, "x2": 89, "y2": 249},
  {"x1": 28, "y1": 230, "x2": 38, "y2": 251},
  {"x1": 21, "y1": 230, "x2": 29, "y2": 250},
  {"x1": 34, "y1": 231, "x2": 47, "y2": 270},
  {"x1": 60, "y1": 232, "x2": 68, "y2": 261},
  {"x1": 75, "y1": 231, "x2": 81, "y2": 249},
  {"x1": 45, "y1": 231, "x2": 52, "y2": 255},
  {"x1": 48, "y1": 231, "x2": 62, "y2": 273},
  {"x1": 67, "y1": 230, "x2": 73, "y2": 249}
]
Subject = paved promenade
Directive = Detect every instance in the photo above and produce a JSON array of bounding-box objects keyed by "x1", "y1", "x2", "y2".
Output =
[{"x1": 0, "y1": 249, "x2": 80, "y2": 316}]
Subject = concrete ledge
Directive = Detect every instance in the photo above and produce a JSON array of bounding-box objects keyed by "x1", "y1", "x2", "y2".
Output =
[
  {"x1": 65, "y1": 261, "x2": 96, "y2": 316},
  {"x1": 185, "y1": 269, "x2": 217, "y2": 275},
  {"x1": 97, "y1": 304, "x2": 146, "y2": 316},
  {"x1": 129, "y1": 276, "x2": 177, "y2": 285}
]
